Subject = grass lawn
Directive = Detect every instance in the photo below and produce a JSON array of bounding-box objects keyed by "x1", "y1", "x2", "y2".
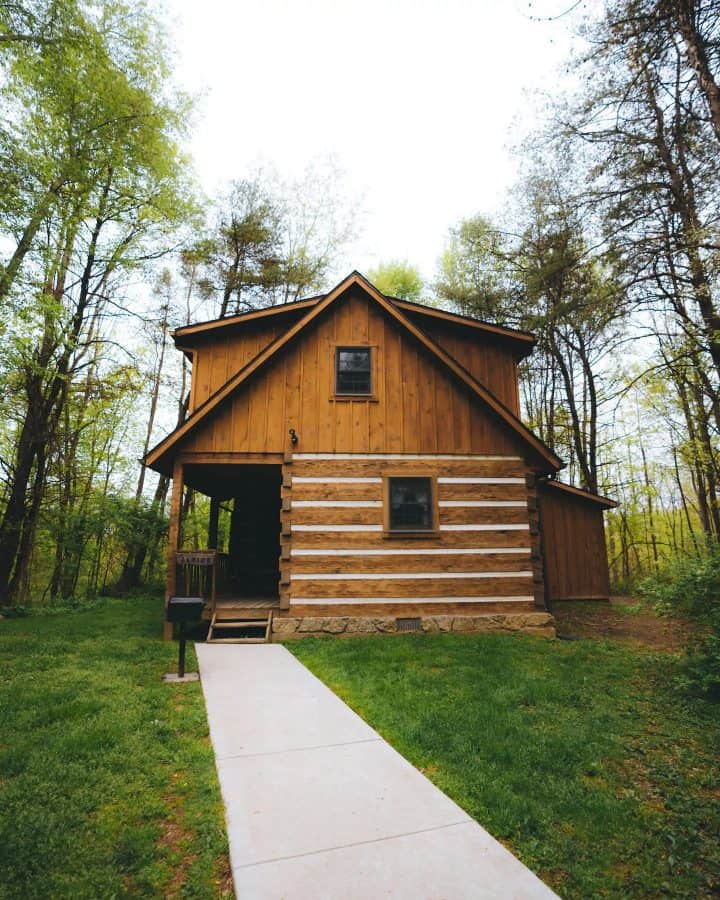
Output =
[
  {"x1": 0, "y1": 597, "x2": 231, "y2": 900},
  {"x1": 289, "y1": 629, "x2": 720, "y2": 899}
]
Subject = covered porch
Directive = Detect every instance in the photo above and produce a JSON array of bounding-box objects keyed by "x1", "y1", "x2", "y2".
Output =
[{"x1": 164, "y1": 455, "x2": 284, "y2": 640}]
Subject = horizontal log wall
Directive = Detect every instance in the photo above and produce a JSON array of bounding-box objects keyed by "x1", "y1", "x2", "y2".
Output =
[{"x1": 281, "y1": 453, "x2": 536, "y2": 616}]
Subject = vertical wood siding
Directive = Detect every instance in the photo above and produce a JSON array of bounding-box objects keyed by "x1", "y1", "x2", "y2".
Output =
[
  {"x1": 538, "y1": 485, "x2": 611, "y2": 601},
  {"x1": 400, "y1": 313, "x2": 523, "y2": 415},
  {"x1": 182, "y1": 291, "x2": 529, "y2": 457}
]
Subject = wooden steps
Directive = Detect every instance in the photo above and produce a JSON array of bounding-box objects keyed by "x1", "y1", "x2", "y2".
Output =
[{"x1": 206, "y1": 609, "x2": 273, "y2": 644}]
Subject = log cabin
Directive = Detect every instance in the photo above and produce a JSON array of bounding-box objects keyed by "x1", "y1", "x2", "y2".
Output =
[{"x1": 145, "y1": 271, "x2": 617, "y2": 642}]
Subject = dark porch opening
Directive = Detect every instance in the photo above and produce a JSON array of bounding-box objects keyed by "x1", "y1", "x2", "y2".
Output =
[{"x1": 179, "y1": 463, "x2": 282, "y2": 604}]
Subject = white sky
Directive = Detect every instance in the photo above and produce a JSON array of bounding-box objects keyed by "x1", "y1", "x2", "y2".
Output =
[{"x1": 167, "y1": 0, "x2": 585, "y2": 283}]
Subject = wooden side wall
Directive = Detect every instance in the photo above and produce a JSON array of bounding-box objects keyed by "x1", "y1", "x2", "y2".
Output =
[
  {"x1": 538, "y1": 485, "x2": 611, "y2": 601},
  {"x1": 182, "y1": 291, "x2": 530, "y2": 458},
  {"x1": 186, "y1": 295, "x2": 524, "y2": 418},
  {"x1": 280, "y1": 453, "x2": 537, "y2": 618},
  {"x1": 187, "y1": 317, "x2": 290, "y2": 413},
  {"x1": 401, "y1": 313, "x2": 522, "y2": 415}
]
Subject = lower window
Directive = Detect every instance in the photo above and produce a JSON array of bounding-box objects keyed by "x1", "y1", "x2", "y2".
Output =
[{"x1": 387, "y1": 476, "x2": 434, "y2": 531}]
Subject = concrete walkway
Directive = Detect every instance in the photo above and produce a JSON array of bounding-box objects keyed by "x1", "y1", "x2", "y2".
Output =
[{"x1": 196, "y1": 643, "x2": 559, "y2": 900}]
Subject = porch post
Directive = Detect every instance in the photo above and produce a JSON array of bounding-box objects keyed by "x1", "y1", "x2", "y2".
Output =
[
  {"x1": 164, "y1": 458, "x2": 184, "y2": 641},
  {"x1": 207, "y1": 496, "x2": 220, "y2": 550}
]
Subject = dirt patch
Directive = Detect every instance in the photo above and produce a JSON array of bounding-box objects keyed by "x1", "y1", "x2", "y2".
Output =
[
  {"x1": 157, "y1": 779, "x2": 198, "y2": 899},
  {"x1": 553, "y1": 598, "x2": 695, "y2": 651},
  {"x1": 214, "y1": 852, "x2": 234, "y2": 898}
]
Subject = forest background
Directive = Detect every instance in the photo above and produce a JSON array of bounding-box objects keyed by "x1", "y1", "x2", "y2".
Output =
[{"x1": 1, "y1": 0, "x2": 719, "y2": 610}]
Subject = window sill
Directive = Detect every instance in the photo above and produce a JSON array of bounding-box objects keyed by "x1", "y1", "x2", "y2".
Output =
[
  {"x1": 382, "y1": 530, "x2": 439, "y2": 539},
  {"x1": 330, "y1": 395, "x2": 379, "y2": 403}
]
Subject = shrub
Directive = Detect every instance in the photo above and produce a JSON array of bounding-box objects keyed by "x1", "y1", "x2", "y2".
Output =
[{"x1": 641, "y1": 549, "x2": 720, "y2": 699}]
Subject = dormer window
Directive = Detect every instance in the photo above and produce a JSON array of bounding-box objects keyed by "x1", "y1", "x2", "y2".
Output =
[{"x1": 335, "y1": 347, "x2": 372, "y2": 395}]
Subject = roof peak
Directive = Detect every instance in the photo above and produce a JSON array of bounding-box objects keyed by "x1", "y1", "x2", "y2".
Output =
[{"x1": 174, "y1": 271, "x2": 535, "y2": 349}]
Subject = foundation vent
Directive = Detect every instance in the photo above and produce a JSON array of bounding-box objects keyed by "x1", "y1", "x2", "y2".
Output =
[{"x1": 396, "y1": 617, "x2": 422, "y2": 633}]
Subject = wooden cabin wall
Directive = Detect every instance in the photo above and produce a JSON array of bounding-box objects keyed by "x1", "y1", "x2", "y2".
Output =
[
  {"x1": 538, "y1": 485, "x2": 611, "y2": 601},
  {"x1": 279, "y1": 453, "x2": 536, "y2": 617},
  {"x1": 185, "y1": 295, "x2": 524, "y2": 417},
  {"x1": 186, "y1": 316, "x2": 294, "y2": 412},
  {"x1": 400, "y1": 313, "x2": 522, "y2": 415},
  {"x1": 182, "y1": 291, "x2": 530, "y2": 458}
]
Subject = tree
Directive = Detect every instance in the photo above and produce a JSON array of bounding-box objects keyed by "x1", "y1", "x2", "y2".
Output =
[
  {"x1": 560, "y1": 0, "x2": 720, "y2": 534},
  {"x1": 435, "y1": 215, "x2": 515, "y2": 323},
  {"x1": 0, "y1": 0, "x2": 194, "y2": 605},
  {"x1": 435, "y1": 166, "x2": 625, "y2": 494},
  {"x1": 194, "y1": 161, "x2": 361, "y2": 319},
  {"x1": 368, "y1": 260, "x2": 423, "y2": 301}
]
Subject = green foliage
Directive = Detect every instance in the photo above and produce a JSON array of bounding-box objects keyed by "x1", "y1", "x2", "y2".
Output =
[
  {"x1": 368, "y1": 259, "x2": 424, "y2": 301},
  {"x1": 0, "y1": 596, "x2": 231, "y2": 898},
  {"x1": 641, "y1": 549, "x2": 720, "y2": 698},
  {"x1": 435, "y1": 214, "x2": 513, "y2": 322},
  {"x1": 291, "y1": 633, "x2": 720, "y2": 898}
]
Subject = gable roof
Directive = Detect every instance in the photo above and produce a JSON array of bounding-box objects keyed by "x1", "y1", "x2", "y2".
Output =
[
  {"x1": 539, "y1": 479, "x2": 618, "y2": 509},
  {"x1": 173, "y1": 295, "x2": 321, "y2": 342},
  {"x1": 145, "y1": 272, "x2": 563, "y2": 474},
  {"x1": 171, "y1": 287, "x2": 535, "y2": 354},
  {"x1": 390, "y1": 298, "x2": 536, "y2": 356}
]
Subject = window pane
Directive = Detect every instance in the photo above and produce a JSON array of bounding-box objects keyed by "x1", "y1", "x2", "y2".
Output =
[
  {"x1": 336, "y1": 348, "x2": 371, "y2": 394},
  {"x1": 389, "y1": 477, "x2": 433, "y2": 530}
]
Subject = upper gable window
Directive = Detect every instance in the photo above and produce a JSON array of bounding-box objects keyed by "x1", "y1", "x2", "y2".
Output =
[{"x1": 335, "y1": 347, "x2": 372, "y2": 395}]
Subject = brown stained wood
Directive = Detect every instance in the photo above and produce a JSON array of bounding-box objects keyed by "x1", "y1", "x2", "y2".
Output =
[
  {"x1": 246, "y1": 369, "x2": 268, "y2": 450},
  {"x1": 290, "y1": 553, "x2": 532, "y2": 574},
  {"x1": 405, "y1": 314, "x2": 525, "y2": 416},
  {"x1": 287, "y1": 601, "x2": 537, "y2": 617},
  {"x1": 353, "y1": 396, "x2": 370, "y2": 454},
  {"x1": 279, "y1": 460, "x2": 293, "y2": 609},
  {"x1": 434, "y1": 364, "x2": 454, "y2": 453},
  {"x1": 290, "y1": 529, "x2": 532, "y2": 549},
  {"x1": 179, "y1": 452, "x2": 284, "y2": 464},
  {"x1": 538, "y1": 482, "x2": 611, "y2": 602},
  {"x1": 437, "y1": 482, "x2": 527, "y2": 501},
  {"x1": 391, "y1": 299, "x2": 535, "y2": 348},
  {"x1": 151, "y1": 286, "x2": 546, "y2": 466},
  {"x1": 368, "y1": 312, "x2": 386, "y2": 452},
  {"x1": 439, "y1": 506, "x2": 529, "y2": 526},
  {"x1": 175, "y1": 297, "x2": 318, "y2": 338},
  {"x1": 402, "y1": 340, "x2": 420, "y2": 450},
  {"x1": 290, "y1": 482, "x2": 383, "y2": 501},
  {"x1": 301, "y1": 333, "x2": 320, "y2": 449},
  {"x1": 285, "y1": 339, "x2": 302, "y2": 440},
  {"x1": 290, "y1": 506, "x2": 382, "y2": 526},
  {"x1": 147, "y1": 274, "x2": 562, "y2": 475},
  {"x1": 288, "y1": 576, "x2": 533, "y2": 599},
  {"x1": 289, "y1": 458, "x2": 526, "y2": 478},
  {"x1": 418, "y1": 351, "x2": 437, "y2": 453},
  {"x1": 213, "y1": 347, "x2": 233, "y2": 452},
  {"x1": 265, "y1": 355, "x2": 285, "y2": 456},
  {"x1": 350, "y1": 293, "x2": 369, "y2": 343},
  {"x1": 383, "y1": 321, "x2": 403, "y2": 453}
]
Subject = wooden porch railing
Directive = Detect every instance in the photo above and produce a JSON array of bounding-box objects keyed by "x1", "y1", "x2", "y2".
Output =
[{"x1": 174, "y1": 550, "x2": 230, "y2": 614}]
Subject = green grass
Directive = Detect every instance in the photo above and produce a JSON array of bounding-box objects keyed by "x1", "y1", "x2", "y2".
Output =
[
  {"x1": 289, "y1": 633, "x2": 720, "y2": 899},
  {"x1": 0, "y1": 596, "x2": 231, "y2": 900}
]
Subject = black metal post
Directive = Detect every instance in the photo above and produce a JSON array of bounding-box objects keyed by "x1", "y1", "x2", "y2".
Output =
[{"x1": 178, "y1": 621, "x2": 186, "y2": 678}]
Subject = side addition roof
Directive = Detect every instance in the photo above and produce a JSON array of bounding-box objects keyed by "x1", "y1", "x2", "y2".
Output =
[
  {"x1": 145, "y1": 272, "x2": 563, "y2": 474},
  {"x1": 539, "y1": 479, "x2": 618, "y2": 509}
]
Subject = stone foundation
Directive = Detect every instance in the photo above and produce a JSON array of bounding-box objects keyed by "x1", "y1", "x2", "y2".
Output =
[{"x1": 272, "y1": 612, "x2": 555, "y2": 640}]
